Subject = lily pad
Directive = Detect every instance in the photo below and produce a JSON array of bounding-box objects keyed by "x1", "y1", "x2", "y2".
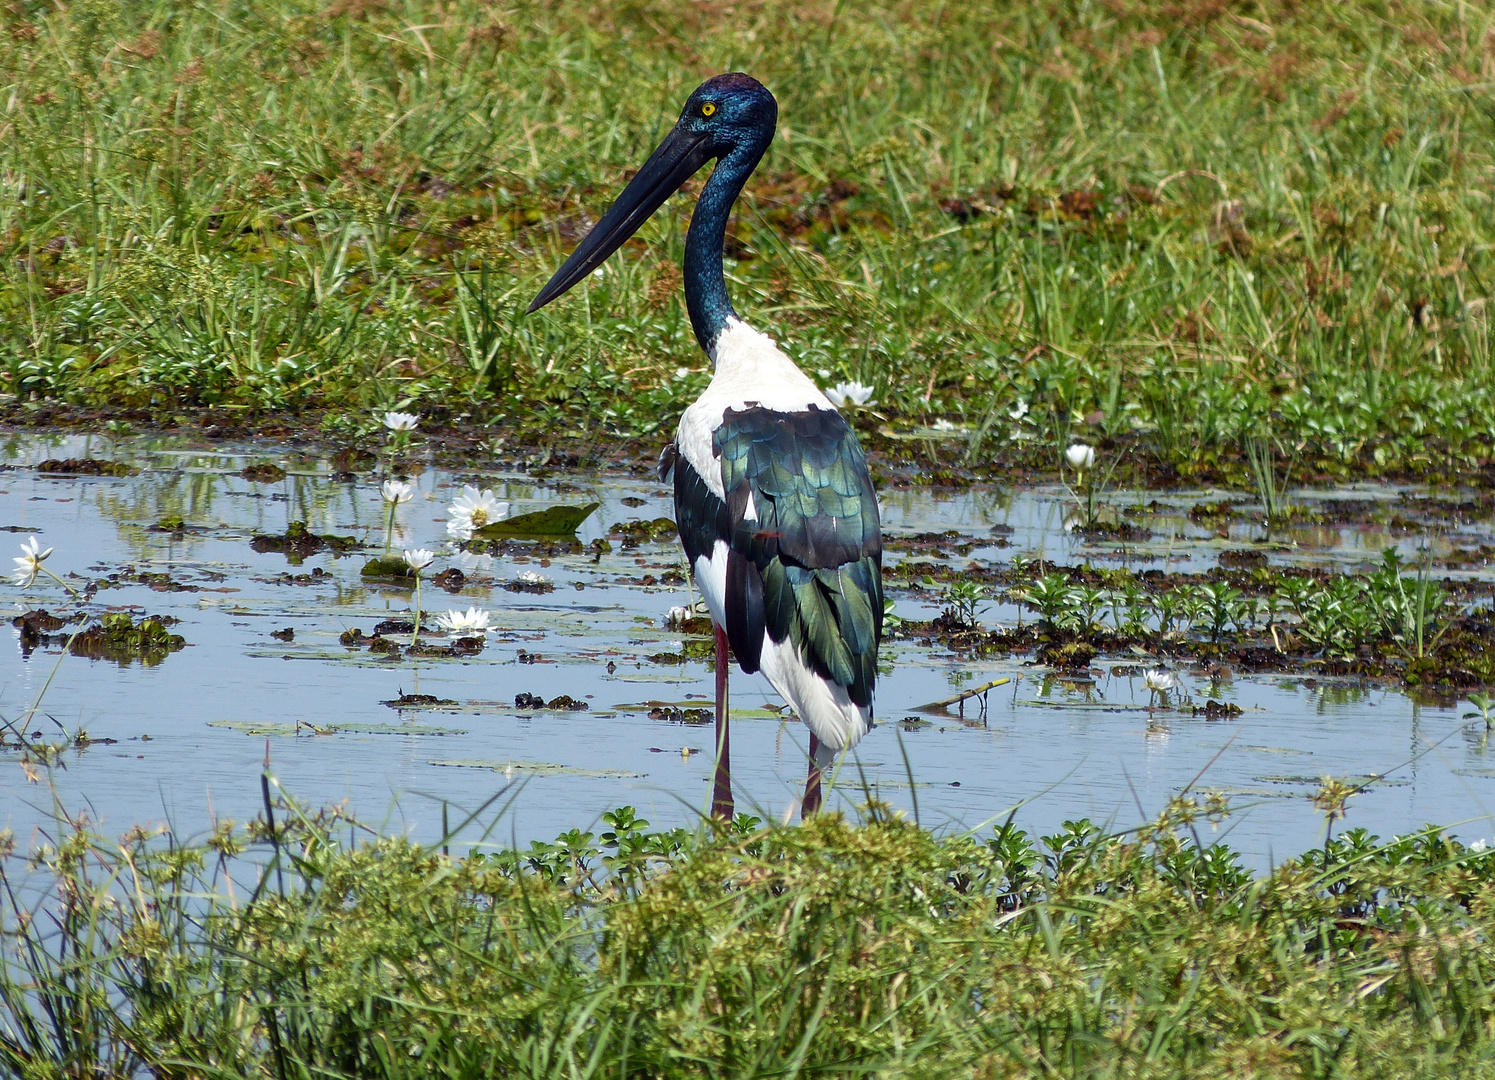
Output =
[
  {"x1": 210, "y1": 719, "x2": 466, "y2": 737},
  {"x1": 614, "y1": 700, "x2": 785, "y2": 720},
  {"x1": 362, "y1": 555, "x2": 416, "y2": 579},
  {"x1": 475, "y1": 502, "x2": 599, "y2": 538},
  {"x1": 428, "y1": 758, "x2": 644, "y2": 778},
  {"x1": 210, "y1": 720, "x2": 300, "y2": 737}
]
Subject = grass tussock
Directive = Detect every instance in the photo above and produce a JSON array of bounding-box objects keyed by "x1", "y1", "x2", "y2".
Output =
[
  {"x1": 3, "y1": 791, "x2": 1495, "y2": 1077},
  {"x1": 3, "y1": 1, "x2": 1495, "y2": 478}
]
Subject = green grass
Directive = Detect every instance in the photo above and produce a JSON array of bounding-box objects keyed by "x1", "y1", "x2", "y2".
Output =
[
  {"x1": 3, "y1": 0, "x2": 1495, "y2": 477},
  {"x1": 4, "y1": 788, "x2": 1495, "y2": 1078}
]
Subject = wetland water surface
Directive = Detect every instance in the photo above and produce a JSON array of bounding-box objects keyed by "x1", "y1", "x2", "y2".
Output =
[{"x1": 2, "y1": 433, "x2": 1493, "y2": 865}]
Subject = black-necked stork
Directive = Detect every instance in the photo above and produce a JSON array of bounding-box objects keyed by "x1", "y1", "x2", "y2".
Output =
[{"x1": 528, "y1": 73, "x2": 882, "y2": 820}]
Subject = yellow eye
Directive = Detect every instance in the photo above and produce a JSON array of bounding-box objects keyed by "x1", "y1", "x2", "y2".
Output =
[{"x1": 701, "y1": 102, "x2": 716, "y2": 117}]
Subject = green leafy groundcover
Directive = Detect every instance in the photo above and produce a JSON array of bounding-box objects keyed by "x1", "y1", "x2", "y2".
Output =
[
  {"x1": 3, "y1": 795, "x2": 1495, "y2": 1078},
  {"x1": 6, "y1": 1, "x2": 1495, "y2": 480}
]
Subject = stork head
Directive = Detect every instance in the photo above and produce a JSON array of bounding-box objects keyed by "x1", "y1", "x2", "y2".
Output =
[{"x1": 528, "y1": 74, "x2": 777, "y2": 314}]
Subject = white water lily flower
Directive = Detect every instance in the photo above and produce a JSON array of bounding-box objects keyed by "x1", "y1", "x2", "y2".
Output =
[
  {"x1": 825, "y1": 380, "x2": 876, "y2": 408},
  {"x1": 1065, "y1": 443, "x2": 1096, "y2": 470},
  {"x1": 435, "y1": 607, "x2": 491, "y2": 636},
  {"x1": 516, "y1": 570, "x2": 547, "y2": 584},
  {"x1": 383, "y1": 411, "x2": 419, "y2": 432},
  {"x1": 446, "y1": 485, "x2": 509, "y2": 540},
  {"x1": 665, "y1": 605, "x2": 691, "y2": 629},
  {"x1": 381, "y1": 479, "x2": 415, "y2": 505},
  {"x1": 453, "y1": 550, "x2": 496, "y2": 574},
  {"x1": 1009, "y1": 399, "x2": 1029, "y2": 421},
  {"x1": 403, "y1": 548, "x2": 435, "y2": 572},
  {"x1": 454, "y1": 550, "x2": 495, "y2": 573},
  {"x1": 1471, "y1": 839, "x2": 1489, "y2": 853},
  {"x1": 12, "y1": 537, "x2": 53, "y2": 587},
  {"x1": 1143, "y1": 669, "x2": 1177, "y2": 693}
]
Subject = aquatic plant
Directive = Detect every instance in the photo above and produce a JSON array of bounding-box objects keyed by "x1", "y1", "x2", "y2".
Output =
[
  {"x1": 434, "y1": 607, "x2": 491, "y2": 636},
  {"x1": 381, "y1": 411, "x2": 419, "y2": 476},
  {"x1": 403, "y1": 549, "x2": 434, "y2": 646},
  {"x1": 2, "y1": 789, "x2": 1494, "y2": 1078},
  {"x1": 10, "y1": 537, "x2": 50, "y2": 587},
  {"x1": 1064, "y1": 443, "x2": 1095, "y2": 471},
  {"x1": 446, "y1": 485, "x2": 509, "y2": 541},
  {"x1": 1244, "y1": 433, "x2": 1294, "y2": 525},
  {"x1": 1365, "y1": 548, "x2": 1452, "y2": 660},
  {"x1": 824, "y1": 380, "x2": 876, "y2": 408},
  {"x1": 10, "y1": 538, "x2": 78, "y2": 597},
  {"x1": 1143, "y1": 668, "x2": 1177, "y2": 707},
  {"x1": 5, "y1": 0, "x2": 1495, "y2": 482},
  {"x1": 1019, "y1": 573, "x2": 1075, "y2": 634},
  {"x1": 379, "y1": 479, "x2": 415, "y2": 554},
  {"x1": 938, "y1": 580, "x2": 987, "y2": 629}
]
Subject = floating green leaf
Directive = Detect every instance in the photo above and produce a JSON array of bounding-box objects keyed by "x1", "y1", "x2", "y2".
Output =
[
  {"x1": 475, "y1": 503, "x2": 599, "y2": 538},
  {"x1": 210, "y1": 720, "x2": 465, "y2": 737},
  {"x1": 361, "y1": 556, "x2": 415, "y2": 579},
  {"x1": 428, "y1": 758, "x2": 644, "y2": 778}
]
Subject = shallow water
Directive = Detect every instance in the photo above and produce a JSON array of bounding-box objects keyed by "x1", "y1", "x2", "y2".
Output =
[{"x1": 2, "y1": 432, "x2": 1493, "y2": 866}]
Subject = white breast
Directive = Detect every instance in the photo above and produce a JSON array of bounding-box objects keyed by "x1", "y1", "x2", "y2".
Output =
[{"x1": 675, "y1": 318, "x2": 835, "y2": 498}]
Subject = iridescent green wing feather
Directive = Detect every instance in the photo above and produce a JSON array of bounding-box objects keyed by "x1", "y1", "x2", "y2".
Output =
[{"x1": 715, "y1": 405, "x2": 882, "y2": 707}]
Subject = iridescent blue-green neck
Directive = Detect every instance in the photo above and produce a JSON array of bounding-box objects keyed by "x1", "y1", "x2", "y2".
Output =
[{"x1": 684, "y1": 146, "x2": 759, "y2": 355}]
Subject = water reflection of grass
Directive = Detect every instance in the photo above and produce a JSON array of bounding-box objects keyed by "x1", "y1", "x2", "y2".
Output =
[{"x1": 3, "y1": 790, "x2": 1495, "y2": 1076}]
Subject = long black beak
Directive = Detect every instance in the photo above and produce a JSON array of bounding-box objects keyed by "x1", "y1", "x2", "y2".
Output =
[{"x1": 528, "y1": 125, "x2": 714, "y2": 313}]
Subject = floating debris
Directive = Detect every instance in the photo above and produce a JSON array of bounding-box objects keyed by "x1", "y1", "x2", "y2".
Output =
[
  {"x1": 1193, "y1": 700, "x2": 1243, "y2": 720},
  {"x1": 68, "y1": 613, "x2": 186, "y2": 667},
  {"x1": 12, "y1": 608, "x2": 73, "y2": 652},
  {"x1": 251, "y1": 521, "x2": 358, "y2": 562},
  {"x1": 406, "y1": 638, "x2": 485, "y2": 658},
  {"x1": 35, "y1": 458, "x2": 132, "y2": 476},
  {"x1": 266, "y1": 567, "x2": 334, "y2": 586},
  {"x1": 270, "y1": 627, "x2": 294, "y2": 642},
  {"x1": 240, "y1": 463, "x2": 287, "y2": 483},
  {"x1": 382, "y1": 693, "x2": 458, "y2": 708},
  {"x1": 514, "y1": 692, "x2": 587, "y2": 711},
  {"x1": 609, "y1": 517, "x2": 678, "y2": 544},
  {"x1": 503, "y1": 573, "x2": 554, "y2": 595},
  {"x1": 648, "y1": 705, "x2": 712, "y2": 725}
]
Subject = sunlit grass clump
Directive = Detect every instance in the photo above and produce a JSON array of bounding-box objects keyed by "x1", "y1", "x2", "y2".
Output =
[
  {"x1": 3, "y1": 791, "x2": 1495, "y2": 1077},
  {"x1": 3, "y1": 1, "x2": 1495, "y2": 479}
]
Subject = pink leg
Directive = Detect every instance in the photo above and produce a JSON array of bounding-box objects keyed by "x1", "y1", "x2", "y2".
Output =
[
  {"x1": 802, "y1": 733, "x2": 822, "y2": 818},
  {"x1": 712, "y1": 625, "x2": 734, "y2": 821}
]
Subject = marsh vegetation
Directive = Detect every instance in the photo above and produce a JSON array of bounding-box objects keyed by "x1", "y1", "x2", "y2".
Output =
[
  {"x1": 2, "y1": 0, "x2": 1495, "y2": 484},
  {"x1": 4, "y1": 789, "x2": 1495, "y2": 1079},
  {"x1": 7, "y1": 1, "x2": 1495, "y2": 1072}
]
